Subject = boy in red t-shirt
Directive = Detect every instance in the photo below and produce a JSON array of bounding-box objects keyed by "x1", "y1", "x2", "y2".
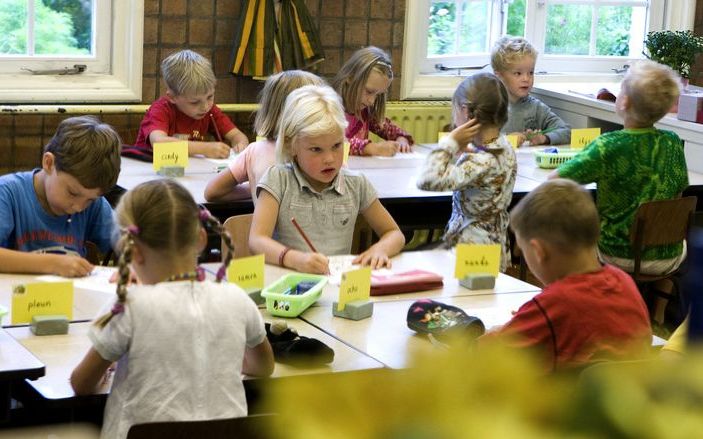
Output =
[
  {"x1": 131, "y1": 50, "x2": 248, "y2": 159},
  {"x1": 480, "y1": 179, "x2": 652, "y2": 371}
]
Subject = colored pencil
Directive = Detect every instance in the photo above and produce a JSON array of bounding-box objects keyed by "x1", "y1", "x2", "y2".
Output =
[
  {"x1": 210, "y1": 113, "x2": 223, "y2": 142},
  {"x1": 291, "y1": 217, "x2": 318, "y2": 252}
]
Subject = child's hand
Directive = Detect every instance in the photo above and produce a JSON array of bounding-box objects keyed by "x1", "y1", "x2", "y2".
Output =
[
  {"x1": 353, "y1": 248, "x2": 392, "y2": 269},
  {"x1": 366, "y1": 141, "x2": 399, "y2": 157},
  {"x1": 204, "y1": 142, "x2": 232, "y2": 158},
  {"x1": 396, "y1": 137, "x2": 412, "y2": 153},
  {"x1": 525, "y1": 130, "x2": 548, "y2": 145},
  {"x1": 293, "y1": 252, "x2": 329, "y2": 274},
  {"x1": 52, "y1": 255, "x2": 94, "y2": 277},
  {"x1": 450, "y1": 118, "x2": 481, "y2": 148},
  {"x1": 508, "y1": 132, "x2": 527, "y2": 147}
]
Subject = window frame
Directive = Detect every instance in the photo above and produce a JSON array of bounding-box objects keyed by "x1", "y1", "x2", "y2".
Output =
[
  {"x1": 0, "y1": 0, "x2": 144, "y2": 103},
  {"x1": 401, "y1": 0, "x2": 696, "y2": 100}
]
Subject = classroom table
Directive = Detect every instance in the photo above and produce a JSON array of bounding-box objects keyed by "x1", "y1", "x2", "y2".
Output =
[
  {"x1": 0, "y1": 329, "x2": 45, "y2": 421},
  {"x1": 299, "y1": 292, "x2": 541, "y2": 370},
  {"x1": 254, "y1": 249, "x2": 541, "y2": 307},
  {"x1": 7, "y1": 315, "x2": 384, "y2": 406}
]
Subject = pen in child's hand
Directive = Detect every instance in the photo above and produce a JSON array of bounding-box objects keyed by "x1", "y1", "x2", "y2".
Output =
[
  {"x1": 210, "y1": 113, "x2": 223, "y2": 142},
  {"x1": 291, "y1": 217, "x2": 318, "y2": 253}
]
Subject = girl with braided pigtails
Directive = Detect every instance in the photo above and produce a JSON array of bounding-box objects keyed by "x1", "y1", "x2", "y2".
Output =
[{"x1": 71, "y1": 179, "x2": 273, "y2": 439}]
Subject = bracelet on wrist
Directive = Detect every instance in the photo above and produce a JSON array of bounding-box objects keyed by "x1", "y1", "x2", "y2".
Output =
[{"x1": 278, "y1": 247, "x2": 291, "y2": 267}]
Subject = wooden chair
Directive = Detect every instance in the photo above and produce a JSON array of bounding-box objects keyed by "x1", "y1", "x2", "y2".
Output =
[
  {"x1": 222, "y1": 213, "x2": 254, "y2": 260},
  {"x1": 126, "y1": 414, "x2": 276, "y2": 439},
  {"x1": 629, "y1": 196, "x2": 697, "y2": 323}
]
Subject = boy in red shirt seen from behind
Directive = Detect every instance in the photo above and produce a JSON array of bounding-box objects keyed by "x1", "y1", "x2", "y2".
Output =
[{"x1": 480, "y1": 179, "x2": 652, "y2": 372}]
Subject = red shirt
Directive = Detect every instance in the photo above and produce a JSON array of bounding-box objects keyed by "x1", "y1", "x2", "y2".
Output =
[
  {"x1": 345, "y1": 108, "x2": 414, "y2": 155},
  {"x1": 133, "y1": 96, "x2": 236, "y2": 150},
  {"x1": 480, "y1": 264, "x2": 651, "y2": 371}
]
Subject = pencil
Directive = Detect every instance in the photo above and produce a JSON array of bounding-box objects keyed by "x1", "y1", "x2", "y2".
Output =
[
  {"x1": 291, "y1": 217, "x2": 318, "y2": 252},
  {"x1": 526, "y1": 126, "x2": 557, "y2": 140},
  {"x1": 210, "y1": 113, "x2": 223, "y2": 142}
]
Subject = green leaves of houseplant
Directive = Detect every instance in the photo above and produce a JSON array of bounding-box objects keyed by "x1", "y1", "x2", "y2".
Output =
[{"x1": 644, "y1": 30, "x2": 703, "y2": 80}]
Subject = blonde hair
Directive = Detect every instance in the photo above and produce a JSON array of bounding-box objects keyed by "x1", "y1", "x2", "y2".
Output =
[
  {"x1": 95, "y1": 179, "x2": 234, "y2": 328},
  {"x1": 332, "y1": 46, "x2": 393, "y2": 124},
  {"x1": 44, "y1": 116, "x2": 122, "y2": 192},
  {"x1": 161, "y1": 49, "x2": 216, "y2": 96},
  {"x1": 255, "y1": 70, "x2": 326, "y2": 140},
  {"x1": 275, "y1": 84, "x2": 347, "y2": 164},
  {"x1": 491, "y1": 36, "x2": 538, "y2": 73},
  {"x1": 510, "y1": 179, "x2": 599, "y2": 252},
  {"x1": 452, "y1": 73, "x2": 509, "y2": 129},
  {"x1": 621, "y1": 60, "x2": 681, "y2": 126}
]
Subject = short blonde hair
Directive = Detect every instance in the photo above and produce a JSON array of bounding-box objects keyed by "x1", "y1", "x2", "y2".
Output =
[
  {"x1": 452, "y1": 73, "x2": 509, "y2": 129},
  {"x1": 491, "y1": 36, "x2": 538, "y2": 72},
  {"x1": 275, "y1": 85, "x2": 347, "y2": 164},
  {"x1": 255, "y1": 70, "x2": 326, "y2": 140},
  {"x1": 332, "y1": 46, "x2": 393, "y2": 124},
  {"x1": 510, "y1": 179, "x2": 599, "y2": 252},
  {"x1": 44, "y1": 116, "x2": 122, "y2": 192},
  {"x1": 621, "y1": 60, "x2": 681, "y2": 126},
  {"x1": 161, "y1": 49, "x2": 216, "y2": 96}
]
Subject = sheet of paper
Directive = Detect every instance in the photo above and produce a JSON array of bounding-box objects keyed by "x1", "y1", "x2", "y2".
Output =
[
  {"x1": 374, "y1": 151, "x2": 426, "y2": 160},
  {"x1": 327, "y1": 255, "x2": 392, "y2": 285},
  {"x1": 36, "y1": 266, "x2": 117, "y2": 294}
]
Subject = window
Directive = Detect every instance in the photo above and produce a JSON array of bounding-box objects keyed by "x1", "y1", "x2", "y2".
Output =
[
  {"x1": 0, "y1": 0, "x2": 143, "y2": 103},
  {"x1": 401, "y1": 0, "x2": 696, "y2": 99}
]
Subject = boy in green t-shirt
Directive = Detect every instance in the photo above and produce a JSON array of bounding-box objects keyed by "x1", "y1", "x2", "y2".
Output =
[{"x1": 553, "y1": 60, "x2": 687, "y2": 276}]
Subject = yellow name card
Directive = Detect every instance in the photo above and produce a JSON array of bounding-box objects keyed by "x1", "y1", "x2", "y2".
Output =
[
  {"x1": 336, "y1": 266, "x2": 371, "y2": 312},
  {"x1": 343, "y1": 141, "x2": 350, "y2": 165},
  {"x1": 153, "y1": 141, "x2": 189, "y2": 170},
  {"x1": 506, "y1": 134, "x2": 520, "y2": 149},
  {"x1": 227, "y1": 254, "x2": 265, "y2": 291},
  {"x1": 454, "y1": 244, "x2": 501, "y2": 279},
  {"x1": 570, "y1": 128, "x2": 601, "y2": 150},
  {"x1": 12, "y1": 281, "x2": 73, "y2": 324}
]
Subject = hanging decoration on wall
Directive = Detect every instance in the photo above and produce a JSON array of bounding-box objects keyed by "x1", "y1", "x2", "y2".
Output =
[{"x1": 231, "y1": 0, "x2": 324, "y2": 77}]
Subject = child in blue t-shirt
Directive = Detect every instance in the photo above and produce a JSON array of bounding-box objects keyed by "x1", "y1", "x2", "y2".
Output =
[{"x1": 0, "y1": 116, "x2": 121, "y2": 277}]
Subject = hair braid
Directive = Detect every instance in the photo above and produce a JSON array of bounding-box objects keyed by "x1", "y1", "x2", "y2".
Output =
[
  {"x1": 95, "y1": 232, "x2": 134, "y2": 328},
  {"x1": 201, "y1": 211, "x2": 233, "y2": 282}
]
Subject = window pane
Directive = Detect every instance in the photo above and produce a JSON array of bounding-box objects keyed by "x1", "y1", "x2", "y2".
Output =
[
  {"x1": 457, "y1": 1, "x2": 489, "y2": 53},
  {"x1": 428, "y1": 1, "x2": 457, "y2": 56},
  {"x1": 596, "y1": 6, "x2": 645, "y2": 57},
  {"x1": 0, "y1": 0, "x2": 28, "y2": 55},
  {"x1": 545, "y1": 4, "x2": 591, "y2": 55},
  {"x1": 506, "y1": 0, "x2": 525, "y2": 37},
  {"x1": 35, "y1": 0, "x2": 92, "y2": 55}
]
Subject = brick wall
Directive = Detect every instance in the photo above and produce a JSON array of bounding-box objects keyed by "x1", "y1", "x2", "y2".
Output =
[{"x1": 0, "y1": 0, "x2": 407, "y2": 174}]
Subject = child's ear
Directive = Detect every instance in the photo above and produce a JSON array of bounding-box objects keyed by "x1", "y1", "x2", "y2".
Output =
[
  {"x1": 165, "y1": 89, "x2": 177, "y2": 103},
  {"x1": 529, "y1": 238, "x2": 549, "y2": 263},
  {"x1": 130, "y1": 242, "x2": 145, "y2": 265},
  {"x1": 618, "y1": 94, "x2": 630, "y2": 112},
  {"x1": 41, "y1": 152, "x2": 56, "y2": 173},
  {"x1": 196, "y1": 227, "x2": 208, "y2": 254}
]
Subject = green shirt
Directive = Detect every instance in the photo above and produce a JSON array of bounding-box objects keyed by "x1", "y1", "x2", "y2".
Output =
[{"x1": 558, "y1": 128, "x2": 688, "y2": 260}]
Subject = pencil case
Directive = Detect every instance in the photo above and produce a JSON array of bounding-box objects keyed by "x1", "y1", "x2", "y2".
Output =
[
  {"x1": 370, "y1": 270, "x2": 443, "y2": 296},
  {"x1": 261, "y1": 273, "x2": 327, "y2": 317},
  {"x1": 534, "y1": 147, "x2": 579, "y2": 169}
]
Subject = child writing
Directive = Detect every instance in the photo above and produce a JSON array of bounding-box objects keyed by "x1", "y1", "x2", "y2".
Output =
[
  {"x1": 249, "y1": 84, "x2": 406, "y2": 274},
  {"x1": 553, "y1": 60, "x2": 687, "y2": 276},
  {"x1": 0, "y1": 116, "x2": 121, "y2": 277},
  {"x1": 204, "y1": 70, "x2": 325, "y2": 203},
  {"x1": 71, "y1": 179, "x2": 274, "y2": 439},
  {"x1": 491, "y1": 36, "x2": 570, "y2": 146},
  {"x1": 417, "y1": 73, "x2": 516, "y2": 272},
  {"x1": 332, "y1": 46, "x2": 414, "y2": 157},
  {"x1": 480, "y1": 179, "x2": 652, "y2": 372},
  {"x1": 130, "y1": 49, "x2": 249, "y2": 159}
]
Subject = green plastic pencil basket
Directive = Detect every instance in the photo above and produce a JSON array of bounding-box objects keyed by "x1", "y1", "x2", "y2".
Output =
[
  {"x1": 534, "y1": 148, "x2": 579, "y2": 169},
  {"x1": 261, "y1": 273, "x2": 327, "y2": 317}
]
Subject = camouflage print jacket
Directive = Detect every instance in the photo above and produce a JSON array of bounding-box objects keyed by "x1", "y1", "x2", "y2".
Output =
[{"x1": 417, "y1": 135, "x2": 517, "y2": 271}]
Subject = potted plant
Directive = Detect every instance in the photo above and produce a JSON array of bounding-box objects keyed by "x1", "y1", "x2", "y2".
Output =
[{"x1": 643, "y1": 30, "x2": 703, "y2": 83}]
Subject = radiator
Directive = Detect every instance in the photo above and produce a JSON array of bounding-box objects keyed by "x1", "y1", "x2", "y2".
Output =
[{"x1": 371, "y1": 101, "x2": 452, "y2": 144}]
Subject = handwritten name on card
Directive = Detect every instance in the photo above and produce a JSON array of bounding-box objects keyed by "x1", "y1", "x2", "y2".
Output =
[
  {"x1": 454, "y1": 244, "x2": 501, "y2": 278},
  {"x1": 11, "y1": 281, "x2": 73, "y2": 324},
  {"x1": 227, "y1": 254, "x2": 265, "y2": 291},
  {"x1": 337, "y1": 266, "x2": 371, "y2": 312},
  {"x1": 153, "y1": 141, "x2": 189, "y2": 170},
  {"x1": 570, "y1": 128, "x2": 601, "y2": 150}
]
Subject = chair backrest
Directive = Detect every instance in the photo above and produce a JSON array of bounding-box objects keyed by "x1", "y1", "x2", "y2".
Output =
[
  {"x1": 126, "y1": 414, "x2": 276, "y2": 439},
  {"x1": 222, "y1": 213, "x2": 254, "y2": 260},
  {"x1": 630, "y1": 196, "x2": 696, "y2": 272}
]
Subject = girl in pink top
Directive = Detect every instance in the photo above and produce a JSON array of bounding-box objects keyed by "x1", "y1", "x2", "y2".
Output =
[{"x1": 204, "y1": 70, "x2": 325, "y2": 203}]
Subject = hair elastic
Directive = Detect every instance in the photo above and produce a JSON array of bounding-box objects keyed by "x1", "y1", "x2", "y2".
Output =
[
  {"x1": 126, "y1": 225, "x2": 140, "y2": 236},
  {"x1": 111, "y1": 303, "x2": 125, "y2": 316},
  {"x1": 199, "y1": 207, "x2": 212, "y2": 222}
]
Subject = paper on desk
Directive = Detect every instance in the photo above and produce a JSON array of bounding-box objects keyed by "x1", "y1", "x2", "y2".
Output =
[
  {"x1": 205, "y1": 150, "x2": 240, "y2": 171},
  {"x1": 36, "y1": 266, "x2": 117, "y2": 294},
  {"x1": 327, "y1": 255, "x2": 392, "y2": 285},
  {"x1": 375, "y1": 151, "x2": 425, "y2": 160}
]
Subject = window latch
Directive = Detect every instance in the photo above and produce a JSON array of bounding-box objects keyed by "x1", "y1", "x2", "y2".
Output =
[
  {"x1": 435, "y1": 63, "x2": 489, "y2": 73},
  {"x1": 21, "y1": 64, "x2": 87, "y2": 75}
]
